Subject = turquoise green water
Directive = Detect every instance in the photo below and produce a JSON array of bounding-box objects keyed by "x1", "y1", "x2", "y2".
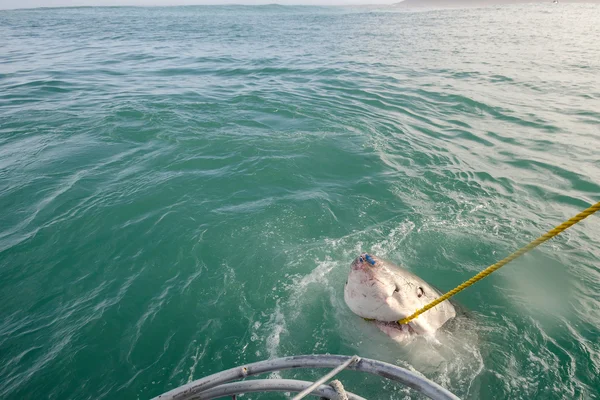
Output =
[{"x1": 1, "y1": 4, "x2": 599, "y2": 399}]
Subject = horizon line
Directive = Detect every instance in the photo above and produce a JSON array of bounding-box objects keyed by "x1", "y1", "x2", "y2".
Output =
[{"x1": 1, "y1": 1, "x2": 405, "y2": 11}]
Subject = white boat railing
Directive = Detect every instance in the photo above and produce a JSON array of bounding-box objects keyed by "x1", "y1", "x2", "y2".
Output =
[{"x1": 152, "y1": 354, "x2": 460, "y2": 400}]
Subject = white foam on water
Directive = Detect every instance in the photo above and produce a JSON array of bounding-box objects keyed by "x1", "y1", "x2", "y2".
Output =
[
  {"x1": 371, "y1": 220, "x2": 416, "y2": 257},
  {"x1": 284, "y1": 258, "x2": 338, "y2": 321},
  {"x1": 187, "y1": 343, "x2": 207, "y2": 384},
  {"x1": 265, "y1": 301, "x2": 287, "y2": 361}
]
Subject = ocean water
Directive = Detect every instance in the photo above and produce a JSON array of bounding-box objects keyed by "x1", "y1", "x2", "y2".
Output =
[{"x1": 1, "y1": 3, "x2": 599, "y2": 399}]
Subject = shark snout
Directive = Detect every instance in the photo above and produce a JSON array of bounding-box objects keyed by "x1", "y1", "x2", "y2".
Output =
[{"x1": 351, "y1": 253, "x2": 378, "y2": 270}]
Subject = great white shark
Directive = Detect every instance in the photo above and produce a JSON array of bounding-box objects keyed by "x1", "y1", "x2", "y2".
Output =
[{"x1": 344, "y1": 253, "x2": 456, "y2": 341}]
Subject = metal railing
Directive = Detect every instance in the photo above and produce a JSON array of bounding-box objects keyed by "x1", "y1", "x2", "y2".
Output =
[{"x1": 152, "y1": 354, "x2": 460, "y2": 400}]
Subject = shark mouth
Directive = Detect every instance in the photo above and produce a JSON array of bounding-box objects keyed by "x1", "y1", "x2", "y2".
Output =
[{"x1": 373, "y1": 320, "x2": 417, "y2": 335}]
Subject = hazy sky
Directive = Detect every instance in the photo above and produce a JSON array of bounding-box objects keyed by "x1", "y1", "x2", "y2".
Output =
[{"x1": 0, "y1": 0, "x2": 398, "y2": 8}]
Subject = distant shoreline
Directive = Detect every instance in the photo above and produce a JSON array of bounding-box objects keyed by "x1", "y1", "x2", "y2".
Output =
[
  {"x1": 394, "y1": 0, "x2": 598, "y2": 7},
  {"x1": 2, "y1": 0, "x2": 599, "y2": 11}
]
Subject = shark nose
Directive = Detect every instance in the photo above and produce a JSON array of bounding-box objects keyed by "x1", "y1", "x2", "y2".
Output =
[{"x1": 360, "y1": 253, "x2": 377, "y2": 266}]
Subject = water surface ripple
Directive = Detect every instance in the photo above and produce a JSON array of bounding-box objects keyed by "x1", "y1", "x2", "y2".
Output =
[{"x1": 1, "y1": 4, "x2": 599, "y2": 399}]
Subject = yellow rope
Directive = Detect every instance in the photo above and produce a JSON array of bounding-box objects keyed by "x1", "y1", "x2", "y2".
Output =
[{"x1": 398, "y1": 201, "x2": 600, "y2": 325}]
